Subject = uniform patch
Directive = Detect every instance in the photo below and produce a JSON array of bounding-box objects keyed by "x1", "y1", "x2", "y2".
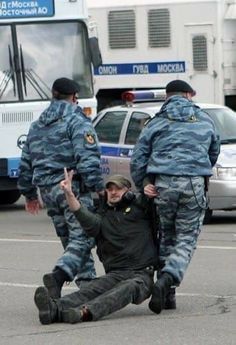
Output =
[
  {"x1": 188, "y1": 115, "x2": 197, "y2": 122},
  {"x1": 85, "y1": 132, "x2": 96, "y2": 145}
]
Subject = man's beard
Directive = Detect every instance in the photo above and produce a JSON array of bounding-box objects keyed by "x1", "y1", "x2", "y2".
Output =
[{"x1": 107, "y1": 196, "x2": 121, "y2": 206}]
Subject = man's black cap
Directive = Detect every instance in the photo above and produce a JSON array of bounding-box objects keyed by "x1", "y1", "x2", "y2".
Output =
[
  {"x1": 166, "y1": 79, "x2": 196, "y2": 96},
  {"x1": 105, "y1": 175, "x2": 132, "y2": 189},
  {"x1": 52, "y1": 77, "x2": 80, "y2": 95}
]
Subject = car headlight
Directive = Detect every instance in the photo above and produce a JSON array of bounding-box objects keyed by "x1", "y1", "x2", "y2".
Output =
[{"x1": 212, "y1": 167, "x2": 236, "y2": 180}]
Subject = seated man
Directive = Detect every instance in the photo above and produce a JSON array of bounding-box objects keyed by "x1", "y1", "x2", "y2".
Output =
[{"x1": 34, "y1": 170, "x2": 158, "y2": 324}]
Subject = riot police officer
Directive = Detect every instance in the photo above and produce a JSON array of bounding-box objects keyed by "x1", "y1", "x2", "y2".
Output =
[
  {"x1": 18, "y1": 77, "x2": 104, "y2": 298},
  {"x1": 130, "y1": 79, "x2": 220, "y2": 314}
]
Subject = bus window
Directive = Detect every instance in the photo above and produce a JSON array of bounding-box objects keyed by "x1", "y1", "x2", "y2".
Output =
[
  {"x1": 0, "y1": 22, "x2": 93, "y2": 102},
  {"x1": 0, "y1": 26, "x2": 18, "y2": 101}
]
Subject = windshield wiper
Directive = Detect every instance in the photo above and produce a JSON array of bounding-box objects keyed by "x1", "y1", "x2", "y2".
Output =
[
  {"x1": 0, "y1": 46, "x2": 16, "y2": 98},
  {"x1": 20, "y1": 44, "x2": 27, "y2": 95},
  {"x1": 8, "y1": 45, "x2": 16, "y2": 96},
  {"x1": 20, "y1": 45, "x2": 51, "y2": 99},
  {"x1": 0, "y1": 70, "x2": 12, "y2": 98},
  {"x1": 25, "y1": 69, "x2": 51, "y2": 99}
]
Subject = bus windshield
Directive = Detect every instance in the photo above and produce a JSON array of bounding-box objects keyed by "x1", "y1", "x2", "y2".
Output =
[{"x1": 0, "y1": 21, "x2": 93, "y2": 102}]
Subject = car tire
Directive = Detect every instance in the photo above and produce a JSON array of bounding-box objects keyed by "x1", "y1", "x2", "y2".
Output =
[
  {"x1": 0, "y1": 190, "x2": 21, "y2": 205},
  {"x1": 203, "y1": 208, "x2": 213, "y2": 224}
]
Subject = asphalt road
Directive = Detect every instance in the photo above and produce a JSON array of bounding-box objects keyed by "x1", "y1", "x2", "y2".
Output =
[{"x1": 0, "y1": 197, "x2": 235, "y2": 345}]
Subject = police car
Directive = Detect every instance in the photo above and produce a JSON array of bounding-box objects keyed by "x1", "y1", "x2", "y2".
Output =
[{"x1": 93, "y1": 90, "x2": 236, "y2": 223}]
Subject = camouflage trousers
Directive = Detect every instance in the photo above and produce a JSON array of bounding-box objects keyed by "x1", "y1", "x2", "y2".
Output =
[
  {"x1": 40, "y1": 181, "x2": 96, "y2": 281},
  {"x1": 154, "y1": 175, "x2": 207, "y2": 284},
  {"x1": 58, "y1": 268, "x2": 154, "y2": 321}
]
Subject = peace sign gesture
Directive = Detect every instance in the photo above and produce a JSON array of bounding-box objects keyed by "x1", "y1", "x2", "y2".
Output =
[
  {"x1": 60, "y1": 168, "x2": 81, "y2": 211},
  {"x1": 60, "y1": 168, "x2": 74, "y2": 196}
]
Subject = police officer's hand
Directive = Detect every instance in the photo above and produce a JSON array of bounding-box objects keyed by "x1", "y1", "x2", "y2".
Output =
[
  {"x1": 25, "y1": 199, "x2": 43, "y2": 215},
  {"x1": 97, "y1": 190, "x2": 105, "y2": 197},
  {"x1": 144, "y1": 184, "x2": 158, "y2": 198}
]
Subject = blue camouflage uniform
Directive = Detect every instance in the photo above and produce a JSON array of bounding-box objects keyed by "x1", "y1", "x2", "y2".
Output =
[
  {"x1": 130, "y1": 95, "x2": 220, "y2": 284},
  {"x1": 18, "y1": 99, "x2": 104, "y2": 281}
]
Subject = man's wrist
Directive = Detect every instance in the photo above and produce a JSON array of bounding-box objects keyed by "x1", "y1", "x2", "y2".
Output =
[
  {"x1": 26, "y1": 196, "x2": 38, "y2": 202},
  {"x1": 65, "y1": 191, "x2": 75, "y2": 198},
  {"x1": 65, "y1": 192, "x2": 81, "y2": 211}
]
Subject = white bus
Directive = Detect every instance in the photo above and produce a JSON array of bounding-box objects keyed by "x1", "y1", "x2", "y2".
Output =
[
  {"x1": 87, "y1": 0, "x2": 236, "y2": 111},
  {"x1": 0, "y1": 0, "x2": 101, "y2": 204}
]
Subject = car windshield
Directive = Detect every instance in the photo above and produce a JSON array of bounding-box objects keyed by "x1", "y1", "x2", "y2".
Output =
[{"x1": 203, "y1": 107, "x2": 236, "y2": 143}]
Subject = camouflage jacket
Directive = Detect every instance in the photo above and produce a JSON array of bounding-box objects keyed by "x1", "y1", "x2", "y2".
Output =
[
  {"x1": 18, "y1": 99, "x2": 104, "y2": 199},
  {"x1": 130, "y1": 95, "x2": 221, "y2": 189}
]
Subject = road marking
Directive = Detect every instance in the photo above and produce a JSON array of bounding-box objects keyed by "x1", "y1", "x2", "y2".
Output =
[
  {"x1": 0, "y1": 282, "x2": 75, "y2": 289},
  {"x1": 0, "y1": 238, "x2": 60, "y2": 243},
  {"x1": 198, "y1": 245, "x2": 236, "y2": 250},
  {"x1": 0, "y1": 281, "x2": 235, "y2": 300},
  {"x1": 177, "y1": 292, "x2": 236, "y2": 299},
  {"x1": 0, "y1": 239, "x2": 235, "y2": 250}
]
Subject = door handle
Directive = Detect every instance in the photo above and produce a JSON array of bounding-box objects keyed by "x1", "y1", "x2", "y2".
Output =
[{"x1": 119, "y1": 148, "x2": 130, "y2": 157}]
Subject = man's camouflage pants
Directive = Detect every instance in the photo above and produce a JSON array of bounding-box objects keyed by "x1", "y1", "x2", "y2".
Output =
[
  {"x1": 40, "y1": 181, "x2": 96, "y2": 281},
  {"x1": 58, "y1": 268, "x2": 154, "y2": 321},
  {"x1": 154, "y1": 175, "x2": 206, "y2": 284}
]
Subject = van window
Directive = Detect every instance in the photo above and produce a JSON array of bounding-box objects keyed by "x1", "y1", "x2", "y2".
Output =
[
  {"x1": 192, "y1": 35, "x2": 208, "y2": 72},
  {"x1": 95, "y1": 111, "x2": 127, "y2": 143},
  {"x1": 108, "y1": 10, "x2": 136, "y2": 49},
  {"x1": 148, "y1": 9, "x2": 171, "y2": 48}
]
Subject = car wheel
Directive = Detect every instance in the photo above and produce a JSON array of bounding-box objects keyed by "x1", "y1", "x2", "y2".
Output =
[
  {"x1": 203, "y1": 208, "x2": 213, "y2": 224},
  {"x1": 0, "y1": 190, "x2": 21, "y2": 205}
]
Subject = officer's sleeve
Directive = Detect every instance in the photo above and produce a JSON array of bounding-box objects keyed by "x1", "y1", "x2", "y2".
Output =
[
  {"x1": 17, "y1": 138, "x2": 38, "y2": 200},
  {"x1": 130, "y1": 126, "x2": 152, "y2": 190},
  {"x1": 209, "y1": 128, "x2": 221, "y2": 167},
  {"x1": 69, "y1": 116, "x2": 104, "y2": 192},
  {"x1": 134, "y1": 193, "x2": 151, "y2": 212}
]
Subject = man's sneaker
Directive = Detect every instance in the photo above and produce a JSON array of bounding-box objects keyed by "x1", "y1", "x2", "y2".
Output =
[
  {"x1": 165, "y1": 287, "x2": 176, "y2": 309},
  {"x1": 34, "y1": 286, "x2": 58, "y2": 325},
  {"x1": 43, "y1": 273, "x2": 61, "y2": 299}
]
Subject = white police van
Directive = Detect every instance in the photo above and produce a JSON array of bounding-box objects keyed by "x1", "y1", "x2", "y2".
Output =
[{"x1": 93, "y1": 90, "x2": 236, "y2": 223}]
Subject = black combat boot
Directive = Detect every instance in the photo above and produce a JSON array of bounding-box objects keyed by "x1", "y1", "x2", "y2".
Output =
[
  {"x1": 149, "y1": 272, "x2": 174, "y2": 314},
  {"x1": 34, "y1": 286, "x2": 58, "y2": 325},
  {"x1": 43, "y1": 267, "x2": 70, "y2": 299},
  {"x1": 164, "y1": 287, "x2": 176, "y2": 309}
]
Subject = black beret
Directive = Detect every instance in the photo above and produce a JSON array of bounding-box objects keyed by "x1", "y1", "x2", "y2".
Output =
[
  {"x1": 52, "y1": 77, "x2": 80, "y2": 95},
  {"x1": 166, "y1": 79, "x2": 196, "y2": 96}
]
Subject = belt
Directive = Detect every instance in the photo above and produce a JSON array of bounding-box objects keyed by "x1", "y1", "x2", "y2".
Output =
[{"x1": 72, "y1": 174, "x2": 81, "y2": 181}]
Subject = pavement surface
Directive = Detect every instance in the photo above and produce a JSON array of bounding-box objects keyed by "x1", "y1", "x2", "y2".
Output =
[{"x1": 0, "y1": 198, "x2": 235, "y2": 345}]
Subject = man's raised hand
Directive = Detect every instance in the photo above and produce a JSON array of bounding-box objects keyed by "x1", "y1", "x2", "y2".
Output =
[{"x1": 60, "y1": 168, "x2": 74, "y2": 195}]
